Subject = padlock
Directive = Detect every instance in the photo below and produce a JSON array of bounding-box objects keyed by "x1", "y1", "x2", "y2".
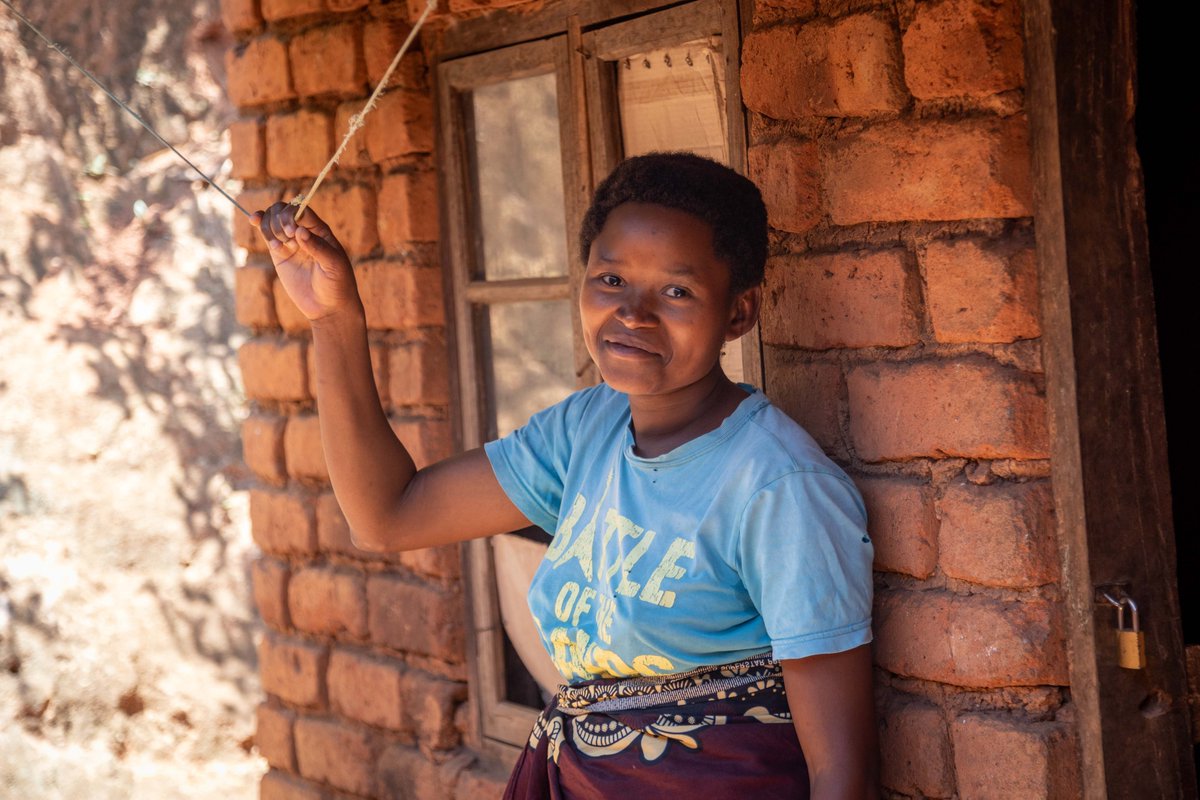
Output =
[{"x1": 1116, "y1": 597, "x2": 1146, "y2": 670}]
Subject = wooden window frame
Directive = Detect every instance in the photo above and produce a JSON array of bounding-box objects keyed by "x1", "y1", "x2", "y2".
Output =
[{"x1": 433, "y1": 0, "x2": 752, "y2": 755}]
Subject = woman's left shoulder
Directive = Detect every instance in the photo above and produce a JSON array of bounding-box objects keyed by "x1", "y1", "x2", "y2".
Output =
[{"x1": 738, "y1": 392, "x2": 850, "y2": 481}]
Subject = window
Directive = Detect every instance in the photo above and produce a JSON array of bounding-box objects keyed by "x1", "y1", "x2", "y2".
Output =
[{"x1": 436, "y1": 0, "x2": 753, "y2": 752}]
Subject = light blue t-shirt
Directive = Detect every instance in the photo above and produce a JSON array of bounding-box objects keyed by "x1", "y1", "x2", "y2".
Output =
[{"x1": 484, "y1": 383, "x2": 873, "y2": 684}]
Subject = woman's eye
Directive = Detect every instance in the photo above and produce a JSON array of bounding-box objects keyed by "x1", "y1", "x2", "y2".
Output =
[{"x1": 600, "y1": 275, "x2": 622, "y2": 287}]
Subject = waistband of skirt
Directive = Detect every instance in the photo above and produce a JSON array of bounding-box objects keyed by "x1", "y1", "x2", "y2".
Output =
[{"x1": 554, "y1": 652, "x2": 781, "y2": 716}]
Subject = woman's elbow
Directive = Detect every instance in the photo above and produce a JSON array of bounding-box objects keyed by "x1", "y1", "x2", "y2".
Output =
[{"x1": 348, "y1": 527, "x2": 392, "y2": 553}]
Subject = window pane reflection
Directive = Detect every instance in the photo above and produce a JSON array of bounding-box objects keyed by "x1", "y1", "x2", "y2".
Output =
[
  {"x1": 485, "y1": 300, "x2": 575, "y2": 437},
  {"x1": 471, "y1": 73, "x2": 569, "y2": 280}
]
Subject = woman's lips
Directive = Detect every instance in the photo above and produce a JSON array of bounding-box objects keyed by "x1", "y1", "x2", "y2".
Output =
[{"x1": 603, "y1": 337, "x2": 658, "y2": 358}]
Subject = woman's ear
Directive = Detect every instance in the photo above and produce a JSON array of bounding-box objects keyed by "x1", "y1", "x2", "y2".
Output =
[{"x1": 726, "y1": 286, "x2": 762, "y2": 341}]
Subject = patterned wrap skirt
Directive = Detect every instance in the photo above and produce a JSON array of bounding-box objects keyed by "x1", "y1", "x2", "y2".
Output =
[{"x1": 503, "y1": 653, "x2": 810, "y2": 799}]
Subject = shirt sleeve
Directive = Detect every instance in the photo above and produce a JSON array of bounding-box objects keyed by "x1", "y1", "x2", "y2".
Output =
[
  {"x1": 736, "y1": 469, "x2": 874, "y2": 660},
  {"x1": 483, "y1": 389, "x2": 592, "y2": 534}
]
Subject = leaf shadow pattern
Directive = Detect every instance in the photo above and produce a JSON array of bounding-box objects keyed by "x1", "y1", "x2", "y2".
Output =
[{"x1": 1, "y1": 0, "x2": 258, "y2": 726}]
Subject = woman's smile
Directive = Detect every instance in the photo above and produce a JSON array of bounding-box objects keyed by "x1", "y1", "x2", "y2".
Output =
[{"x1": 602, "y1": 332, "x2": 661, "y2": 359}]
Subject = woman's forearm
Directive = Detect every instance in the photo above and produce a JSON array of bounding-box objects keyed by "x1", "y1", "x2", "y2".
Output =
[{"x1": 309, "y1": 302, "x2": 416, "y2": 550}]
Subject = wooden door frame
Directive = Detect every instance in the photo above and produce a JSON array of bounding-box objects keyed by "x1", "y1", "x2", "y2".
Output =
[{"x1": 1024, "y1": 0, "x2": 1197, "y2": 795}]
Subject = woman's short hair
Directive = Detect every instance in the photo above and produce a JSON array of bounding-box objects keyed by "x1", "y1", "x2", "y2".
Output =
[{"x1": 579, "y1": 152, "x2": 769, "y2": 292}]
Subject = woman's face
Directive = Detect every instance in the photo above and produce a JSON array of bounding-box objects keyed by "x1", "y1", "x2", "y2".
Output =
[{"x1": 579, "y1": 202, "x2": 755, "y2": 399}]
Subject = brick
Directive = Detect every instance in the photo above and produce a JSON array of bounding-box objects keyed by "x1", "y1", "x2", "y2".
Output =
[
  {"x1": 937, "y1": 480, "x2": 1057, "y2": 588},
  {"x1": 239, "y1": 338, "x2": 309, "y2": 402},
  {"x1": 763, "y1": 348, "x2": 844, "y2": 456},
  {"x1": 879, "y1": 696, "x2": 953, "y2": 797},
  {"x1": 356, "y1": 261, "x2": 446, "y2": 330},
  {"x1": 255, "y1": 703, "x2": 296, "y2": 771},
  {"x1": 307, "y1": 183, "x2": 379, "y2": 258},
  {"x1": 370, "y1": 342, "x2": 391, "y2": 406},
  {"x1": 221, "y1": 0, "x2": 263, "y2": 33},
  {"x1": 236, "y1": 260, "x2": 279, "y2": 329},
  {"x1": 288, "y1": 565, "x2": 367, "y2": 637},
  {"x1": 272, "y1": 279, "x2": 311, "y2": 335},
  {"x1": 855, "y1": 477, "x2": 936, "y2": 579},
  {"x1": 823, "y1": 117, "x2": 1032, "y2": 224},
  {"x1": 261, "y1": 0, "x2": 324, "y2": 22},
  {"x1": 388, "y1": 335, "x2": 450, "y2": 406},
  {"x1": 752, "y1": 0, "x2": 818, "y2": 27},
  {"x1": 365, "y1": 91, "x2": 435, "y2": 163},
  {"x1": 761, "y1": 250, "x2": 919, "y2": 349},
  {"x1": 266, "y1": 110, "x2": 334, "y2": 180},
  {"x1": 376, "y1": 744, "x2": 456, "y2": 800},
  {"x1": 250, "y1": 489, "x2": 318, "y2": 555},
  {"x1": 399, "y1": 545, "x2": 461, "y2": 580},
  {"x1": 234, "y1": 187, "x2": 283, "y2": 254},
  {"x1": 226, "y1": 37, "x2": 294, "y2": 107},
  {"x1": 405, "y1": 671, "x2": 467, "y2": 750},
  {"x1": 379, "y1": 170, "x2": 439, "y2": 250},
  {"x1": 741, "y1": 14, "x2": 906, "y2": 120},
  {"x1": 243, "y1": 413, "x2": 287, "y2": 485},
  {"x1": 406, "y1": 0, "x2": 449, "y2": 21},
  {"x1": 260, "y1": 771, "x2": 324, "y2": 800},
  {"x1": 368, "y1": 575, "x2": 464, "y2": 662},
  {"x1": 922, "y1": 238, "x2": 1041, "y2": 343},
  {"x1": 846, "y1": 360, "x2": 1048, "y2": 460},
  {"x1": 952, "y1": 714, "x2": 1078, "y2": 800},
  {"x1": 903, "y1": 0, "x2": 1025, "y2": 100},
  {"x1": 454, "y1": 761, "x2": 512, "y2": 800},
  {"x1": 874, "y1": 590, "x2": 1068, "y2": 687},
  {"x1": 259, "y1": 633, "x2": 327, "y2": 706},
  {"x1": 328, "y1": 0, "x2": 369, "y2": 10},
  {"x1": 389, "y1": 417, "x2": 452, "y2": 468},
  {"x1": 317, "y1": 491, "x2": 357, "y2": 554},
  {"x1": 449, "y1": 0, "x2": 531, "y2": 11},
  {"x1": 229, "y1": 118, "x2": 265, "y2": 180},
  {"x1": 290, "y1": 23, "x2": 365, "y2": 99},
  {"x1": 294, "y1": 718, "x2": 377, "y2": 795},
  {"x1": 333, "y1": 101, "x2": 374, "y2": 169},
  {"x1": 284, "y1": 414, "x2": 328, "y2": 483},
  {"x1": 252, "y1": 556, "x2": 291, "y2": 629},
  {"x1": 364, "y1": 20, "x2": 428, "y2": 88},
  {"x1": 328, "y1": 649, "x2": 407, "y2": 730},
  {"x1": 748, "y1": 141, "x2": 822, "y2": 234}
]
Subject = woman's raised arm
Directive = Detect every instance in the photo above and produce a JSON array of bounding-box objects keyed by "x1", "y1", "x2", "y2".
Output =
[{"x1": 252, "y1": 203, "x2": 531, "y2": 551}]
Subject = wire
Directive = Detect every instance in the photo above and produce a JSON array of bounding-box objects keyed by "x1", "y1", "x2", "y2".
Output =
[{"x1": 1, "y1": 0, "x2": 250, "y2": 216}]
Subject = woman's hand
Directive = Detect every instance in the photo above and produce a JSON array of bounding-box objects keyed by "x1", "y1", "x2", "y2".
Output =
[{"x1": 251, "y1": 202, "x2": 359, "y2": 322}]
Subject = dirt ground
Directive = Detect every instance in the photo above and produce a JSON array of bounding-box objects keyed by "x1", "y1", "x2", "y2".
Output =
[{"x1": 0, "y1": 1, "x2": 264, "y2": 796}]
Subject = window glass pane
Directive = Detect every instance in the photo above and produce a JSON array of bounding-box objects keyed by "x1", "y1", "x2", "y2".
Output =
[
  {"x1": 485, "y1": 300, "x2": 575, "y2": 437},
  {"x1": 471, "y1": 73, "x2": 569, "y2": 280},
  {"x1": 617, "y1": 38, "x2": 729, "y2": 164}
]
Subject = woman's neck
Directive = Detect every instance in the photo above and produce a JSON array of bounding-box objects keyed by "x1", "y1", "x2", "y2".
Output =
[{"x1": 627, "y1": 369, "x2": 749, "y2": 458}]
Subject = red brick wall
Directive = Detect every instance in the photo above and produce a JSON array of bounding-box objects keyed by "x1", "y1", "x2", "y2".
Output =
[
  {"x1": 222, "y1": 0, "x2": 507, "y2": 796},
  {"x1": 226, "y1": 0, "x2": 1081, "y2": 797},
  {"x1": 746, "y1": 0, "x2": 1078, "y2": 796}
]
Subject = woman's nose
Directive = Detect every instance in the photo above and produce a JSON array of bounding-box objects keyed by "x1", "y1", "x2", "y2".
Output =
[{"x1": 615, "y1": 292, "x2": 657, "y2": 327}]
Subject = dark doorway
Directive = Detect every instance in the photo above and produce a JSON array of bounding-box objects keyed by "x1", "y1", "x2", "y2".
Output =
[{"x1": 1136, "y1": 0, "x2": 1199, "y2": 771}]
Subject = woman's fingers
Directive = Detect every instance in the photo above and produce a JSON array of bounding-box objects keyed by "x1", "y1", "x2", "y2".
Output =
[{"x1": 296, "y1": 226, "x2": 337, "y2": 264}]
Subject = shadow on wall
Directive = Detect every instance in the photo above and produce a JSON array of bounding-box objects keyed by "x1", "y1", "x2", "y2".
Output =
[
  {"x1": 0, "y1": 1, "x2": 265, "y2": 795},
  {"x1": 3, "y1": 0, "x2": 246, "y2": 554}
]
